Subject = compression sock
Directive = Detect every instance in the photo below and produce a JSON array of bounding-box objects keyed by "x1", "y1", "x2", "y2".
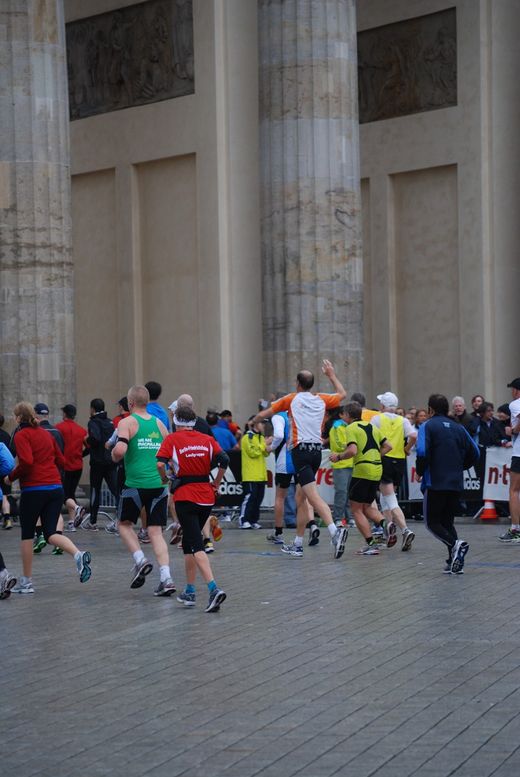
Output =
[{"x1": 160, "y1": 565, "x2": 171, "y2": 582}]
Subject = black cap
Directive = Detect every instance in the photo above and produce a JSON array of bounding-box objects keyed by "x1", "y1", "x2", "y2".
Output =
[
  {"x1": 61, "y1": 404, "x2": 77, "y2": 417},
  {"x1": 507, "y1": 378, "x2": 520, "y2": 390},
  {"x1": 34, "y1": 403, "x2": 49, "y2": 415}
]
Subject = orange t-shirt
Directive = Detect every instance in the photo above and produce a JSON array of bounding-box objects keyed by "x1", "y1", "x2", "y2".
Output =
[{"x1": 270, "y1": 392, "x2": 341, "y2": 450}]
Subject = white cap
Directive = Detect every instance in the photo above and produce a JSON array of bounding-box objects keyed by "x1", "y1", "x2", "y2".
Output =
[
  {"x1": 168, "y1": 400, "x2": 178, "y2": 412},
  {"x1": 377, "y1": 391, "x2": 399, "y2": 409}
]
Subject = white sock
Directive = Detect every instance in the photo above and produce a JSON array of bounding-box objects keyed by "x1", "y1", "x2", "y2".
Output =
[
  {"x1": 327, "y1": 523, "x2": 337, "y2": 538},
  {"x1": 74, "y1": 551, "x2": 81, "y2": 562},
  {"x1": 512, "y1": 525, "x2": 520, "y2": 531},
  {"x1": 160, "y1": 565, "x2": 171, "y2": 582},
  {"x1": 294, "y1": 535, "x2": 303, "y2": 547},
  {"x1": 133, "y1": 550, "x2": 145, "y2": 564}
]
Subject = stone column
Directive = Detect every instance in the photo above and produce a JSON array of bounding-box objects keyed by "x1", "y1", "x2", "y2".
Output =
[
  {"x1": 259, "y1": 0, "x2": 363, "y2": 393},
  {"x1": 0, "y1": 0, "x2": 74, "y2": 417}
]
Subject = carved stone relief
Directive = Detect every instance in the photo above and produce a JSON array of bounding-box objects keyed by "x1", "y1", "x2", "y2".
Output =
[
  {"x1": 358, "y1": 8, "x2": 457, "y2": 124},
  {"x1": 66, "y1": 0, "x2": 194, "y2": 120}
]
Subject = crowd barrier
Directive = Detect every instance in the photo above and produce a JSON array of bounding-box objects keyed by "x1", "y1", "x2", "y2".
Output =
[{"x1": 213, "y1": 447, "x2": 514, "y2": 509}]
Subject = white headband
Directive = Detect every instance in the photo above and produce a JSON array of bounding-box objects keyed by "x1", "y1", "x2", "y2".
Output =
[{"x1": 173, "y1": 413, "x2": 196, "y2": 428}]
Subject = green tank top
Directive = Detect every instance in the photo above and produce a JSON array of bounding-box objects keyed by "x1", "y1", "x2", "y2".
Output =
[{"x1": 124, "y1": 414, "x2": 163, "y2": 489}]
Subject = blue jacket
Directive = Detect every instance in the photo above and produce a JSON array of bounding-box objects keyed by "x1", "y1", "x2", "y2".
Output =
[
  {"x1": 416, "y1": 414, "x2": 479, "y2": 492},
  {"x1": 0, "y1": 442, "x2": 15, "y2": 478}
]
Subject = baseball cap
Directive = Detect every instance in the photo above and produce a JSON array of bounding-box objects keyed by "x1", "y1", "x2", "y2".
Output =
[
  {"x1": 507, "y1": 378, "x2": 520, "y2": 390},
  {"x1": 34, "y1": 402, "x2": 49, "y2": 415},
  {"x1": 377, "y1": 391, "x2": 399, "y2": 409},
  {"x1": 61, "y1": 404, "x2": 76, "y2": 417},
  {"x1": 168, "y1": 400, "x2": 178, "y2": 413}
]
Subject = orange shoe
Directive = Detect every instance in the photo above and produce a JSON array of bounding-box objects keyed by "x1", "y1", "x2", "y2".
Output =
[{"x1": 210, "y1": 515, "x2": 223, "y2": 542}]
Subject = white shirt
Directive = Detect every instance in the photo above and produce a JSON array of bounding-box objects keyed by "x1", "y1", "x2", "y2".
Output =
[{"x1": 510, "y1": 398, "x2": 520, "y2": 456}]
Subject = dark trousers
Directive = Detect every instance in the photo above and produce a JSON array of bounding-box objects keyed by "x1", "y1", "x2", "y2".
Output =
[
  {"x1": 0, "y1": 551, "x2": 5, "y2": 572},
  {"x1": 424, "y1": 489, "x2": 459, "y2": 559},
  {"x1": 240, "y1": 482, "x2": 265, "y2": 524},
  {"x1": 89, "y1": 463, "x2": 119, "y2": 523}
]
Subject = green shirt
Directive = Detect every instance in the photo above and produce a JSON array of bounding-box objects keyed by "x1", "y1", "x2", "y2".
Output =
[
  {"x1": 124, "y1": 414, "x2": 163, "y2": 489},
  {"x1": 344, "y1": 421, "x2": 385, "y2": 481}
]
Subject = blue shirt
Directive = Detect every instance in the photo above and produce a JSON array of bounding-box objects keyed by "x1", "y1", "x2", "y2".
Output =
[
  {"x1": 416, "y1": 415, "x2": 479, "y2": 492},
  {"x1": 146, "y1": 402, "x2": 170, "y2": 432},
  {"x1": 211, "y1": 425, "x2": 238, "y2": 452}
]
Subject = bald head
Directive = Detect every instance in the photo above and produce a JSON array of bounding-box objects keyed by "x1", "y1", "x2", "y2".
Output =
[
  {"x1": 296, "y1": 370, "x2": 314, "y2": 391},
  {"x1": 128, "y1": 385, "x2": 149, "y2": 408},
  {"x1": 177, "y1": 393, "x2": 194, "y2": 410}
]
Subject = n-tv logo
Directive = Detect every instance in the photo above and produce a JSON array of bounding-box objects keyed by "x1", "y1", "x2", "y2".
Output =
[{"x1": 463, "y1": 466, "x2": 480, "y2": 491}]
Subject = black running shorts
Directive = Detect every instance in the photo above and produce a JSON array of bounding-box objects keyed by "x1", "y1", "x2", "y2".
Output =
[
  {"x1": 511, "y1": 456, "x2": 520, "y2": 474},
  {"x1": 118, "y1": 486, "x2": 168, "y2": 526},
  {"x1": 349, "y1": 477, "x2": 379, "y2": 505},
  {"x1": 381, "y1": 457, "x2": 406, "y2": 487},
  {"x1": 20, "y1": 487, "x2": 64, "y2": 540},
  {"x1": 275, "y1": 473, "x2": 296, "y2": 489},
  {"x1": 291, "y1": 445, "x2": 322, "y2": 487}
]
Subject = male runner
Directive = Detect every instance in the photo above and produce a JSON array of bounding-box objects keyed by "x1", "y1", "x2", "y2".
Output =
[
  {"x1": 255, "y1": 360, "x2": 348, "y2": 559},
  {"x1": 499, "y1": 378, "x2": 520, "y2": 542},
  {"x1": 371, "y1": 391, "x2": 416, "y2": 551},
  {"x1": 330, "y1": 402, "x2": 392, "y2": 555},
  {"x1": 111, "y1": 385, "x2": 174, "y2": 595},
  {"x1": 416, "y1": 394, "x2": 479, "y2": 574},
  {"x1": 56, "y1": 404, "x2": 87, "y2": 532}
]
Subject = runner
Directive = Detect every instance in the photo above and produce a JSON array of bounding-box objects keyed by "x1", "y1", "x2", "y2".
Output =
[
  {"x1": 371, "y1": 391, "x2": 417, "y2": 551},
  {"x1": 6, "y1": 402, "x2": 91, "y2": 594},
  {"x1": 329, "y1": 402, "x2": 392, "y2": 556},
  {"x1": 255, "y1": 360, "x2": 348, "y2": 560},
  {"x1": 499, "y1": 378, "x2": 520, "y2": 543},
  {"x1": 156, "y1": 405, "x2": 228, "y2": 612},
  {"x1": 82, "y1": 398, "x2": 118, "y2": 531},
  {"x1": 416, "y1": 394, "x2": 479, "y2": 574},
  {"x1": 0, "y1": 440, "x2": 16, "y2": 598},
  {"x1": 111, "y1": 385, "x2": 173, "y2": 595},
  {"x1": 266, "y1": 410, "x2": 300, "y2": 545},
  {"x1": 56, "y1": 404, "x2": 87, "y2": 532}
]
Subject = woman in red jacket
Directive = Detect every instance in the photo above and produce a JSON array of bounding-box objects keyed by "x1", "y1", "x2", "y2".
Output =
[{"x1": 5, "y1": 402, "x2": 92, "y2": 594}]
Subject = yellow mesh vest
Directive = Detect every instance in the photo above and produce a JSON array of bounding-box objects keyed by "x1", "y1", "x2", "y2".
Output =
[{"x1": 378, "y1": 414, "x2": 406, "y2": 459}]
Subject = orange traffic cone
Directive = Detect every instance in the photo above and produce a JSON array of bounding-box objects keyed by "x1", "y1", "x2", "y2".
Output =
[{"x1": 480, "y1": 500, "x2": 498, "y2": 520}]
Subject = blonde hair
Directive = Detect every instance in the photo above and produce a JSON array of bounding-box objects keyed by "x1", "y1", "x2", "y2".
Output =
[
  {"x1": 13, "y1": 401, "x2": 38, "y2": 427},
  {"x1": 127, "y1": 385, "x2": 149, "y2": 408}
]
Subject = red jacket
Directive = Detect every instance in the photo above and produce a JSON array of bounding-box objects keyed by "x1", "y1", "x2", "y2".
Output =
[
  {"x1": 56, "y1": 419, "x2": 87, "y2": 471},
  {"x1": 9, "y1": 425, "x2": 64, "y2": 489}
]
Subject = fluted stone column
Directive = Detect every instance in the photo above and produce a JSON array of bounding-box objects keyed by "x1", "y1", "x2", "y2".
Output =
[
  {"x1": 0, "y1": 0, "x2": 74, "y2": 415},
  {"x1": 259, "y1": 0, "x2": 363, "y2": 393}
]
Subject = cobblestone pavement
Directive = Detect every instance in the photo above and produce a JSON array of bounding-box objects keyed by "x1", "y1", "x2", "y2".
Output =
[{"x1": 1, "y1": 520, "x2": 520, "y2": 777}]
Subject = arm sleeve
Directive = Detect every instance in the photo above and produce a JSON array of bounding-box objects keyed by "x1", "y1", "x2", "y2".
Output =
[
  {"x1": 156, "y1": 436, "x2": 173, "y2": 460},
  {"x1": 270, "y1": 415, "x2": 285, "y2": 451},
  {"x1": 212, "y1": 450, "x2": 230, "y2": 469},
  {"x1": 10, "y1": 432, "x2": 34, "y2": 481},
  {"x1": 320, "y1": 394, "x2": 341, "y2": 410},
  {"x1": 270, "y1": 394, "x2": 294, "y2": 414},
  {"x1": 462, "y1": 427, "x2": 480, "y2": 468},
  {"x1": 415, "y1": 423, "x2": 428, "y2": 476},
  {"x1": 86, "y1": 420, "x2": 101, "y2": 448},
  {"x1": 242, "y1": 433, "x2": 263, "y2": 458}
]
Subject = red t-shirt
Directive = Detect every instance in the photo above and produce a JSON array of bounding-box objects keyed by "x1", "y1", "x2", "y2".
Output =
[
  {"x1": 10, "y1": 425, "x2": 65, "y2": 489},
  {"x1": 113, "y1": 412, "x2": 130, "y2": 428},
  {"x1": 156, "y1": 430, "x2": 222, "y2": 505},
  {"x1": 56, "y1": 419, "x2": 87, "y2": 471}
]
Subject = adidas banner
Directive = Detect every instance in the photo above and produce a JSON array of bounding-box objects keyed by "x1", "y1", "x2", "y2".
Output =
[{"x1": 407, "y1": 448, "x2": 511, "y2": 502}]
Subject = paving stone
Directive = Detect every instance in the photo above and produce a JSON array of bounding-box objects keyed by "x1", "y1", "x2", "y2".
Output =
[{"x1": 1, "y1": 522, "x2": 520, "y2": 777}]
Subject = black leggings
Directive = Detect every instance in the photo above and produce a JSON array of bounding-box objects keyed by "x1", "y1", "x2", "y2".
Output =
[
  {"x1": 20, "y1": 488, "x2": 64, "y2": 541},
  {"x1": 89, "y1": 463, "x2": 119, "y2": 523},
  {"x1": 424, "y1": 489, "x2": 459, "y2": 557},
  {"x1": 175, "y1": 501, "x2": 212, "y2": 555},
  {"x1": 0, "y1": 551, "x2": 5, "y2": 572}
]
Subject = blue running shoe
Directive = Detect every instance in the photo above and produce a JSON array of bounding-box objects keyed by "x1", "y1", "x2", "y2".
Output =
[{"x1": 76, "y1": 551, "x2": 92, "y2": 583}]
